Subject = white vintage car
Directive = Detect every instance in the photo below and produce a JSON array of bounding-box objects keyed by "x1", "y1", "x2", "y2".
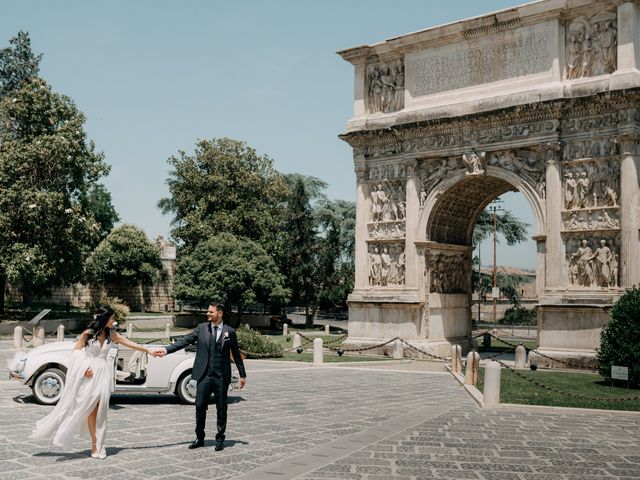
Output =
[{"x1": 9, "y1": 340, "x2": 238, "y2": 405}]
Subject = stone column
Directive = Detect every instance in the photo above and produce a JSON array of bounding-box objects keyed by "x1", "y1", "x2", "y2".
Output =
[
  {"x1": 617, "y1": 134, "x2": 640, "y2": 287},
  {"x1": 404, "y1": 159, "x2": 420, "y2": 288},
  {"x1": 532, "y1": 235, "x2": 546, "y2": 295},
  {"x1": 543, "y1": 143, "x2": 564, "y2": 289},
  {"x1": 354, "y1": 163, "x2": 370, "y2": 289}
]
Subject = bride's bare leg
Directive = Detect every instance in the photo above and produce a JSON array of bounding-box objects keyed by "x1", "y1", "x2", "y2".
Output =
[{"x1": 88, "y1": 403, "x2": 99, "y2": 453}]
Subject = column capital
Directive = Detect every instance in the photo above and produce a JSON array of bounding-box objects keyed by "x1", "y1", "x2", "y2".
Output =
[
  {"x1": 615, "y1": 132, "x2": 640, "y2": 155},
  {"x1": 354, "y1": 164, "x2": 368, "y2": 182},
  {"x1": 403, "y1": 158, "x2": 418, "y2": 178},
  {"x1": 541, "y1": 141, "x2": 561, "y2": 164}
]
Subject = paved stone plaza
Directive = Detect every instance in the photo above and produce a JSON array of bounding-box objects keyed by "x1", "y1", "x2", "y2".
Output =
[{"x1": 1, "y1": 341, "x2": 639, "y2": 480}]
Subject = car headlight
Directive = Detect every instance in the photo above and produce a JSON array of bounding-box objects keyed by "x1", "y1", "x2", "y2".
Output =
[{"x1": 7, "y1": 352, "x2": 27, "y2": 378}]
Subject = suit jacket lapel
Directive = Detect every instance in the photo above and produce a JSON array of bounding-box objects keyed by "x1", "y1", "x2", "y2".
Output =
[{"x1": 204, "y1": 322, "x2": 211, "y2": 347}]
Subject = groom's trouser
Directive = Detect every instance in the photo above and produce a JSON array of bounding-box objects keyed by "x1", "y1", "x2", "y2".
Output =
[{"x1": 195, "y1": 372, "x2": 228, "y2": 441}]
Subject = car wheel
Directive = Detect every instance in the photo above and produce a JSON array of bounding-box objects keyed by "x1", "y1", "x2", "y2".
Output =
[
  {"x1": 176, "y1": 372, "x2": 197, "y2": 404},
  {"x1": 32, "y1": 368, "x2": 66, "y2": 405}
]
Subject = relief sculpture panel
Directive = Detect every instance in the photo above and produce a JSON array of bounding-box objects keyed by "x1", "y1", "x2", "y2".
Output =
[
  {"x1": 428, "y1": 251, "x2": 470, "y2": 294},
  {"x1": 366, "y1": 59, "x2": 404, "y2": 114},
  {"x1": 562, "y1": 160, "x2": 619, "y2": 210},
  {"x1": 565, "y1": 235, "x2": 619, "y2": 288},
  {"x1": 566, "y1": 11, "x2": 617, "y2": 79},
  {"x1": 488, "y1": 150, "x2": 545, "y2": 198},
  {"x1": 367, "y1": 164, "x2": 407, "y2": 240},
  {"x1": 368, "y1": 243, "x2": 406, "y2": 287}
]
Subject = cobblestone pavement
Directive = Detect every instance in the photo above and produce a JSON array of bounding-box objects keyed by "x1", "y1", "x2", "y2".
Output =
[{"x1": 2, "y1": 341, "x2": 639, "y2": 480}]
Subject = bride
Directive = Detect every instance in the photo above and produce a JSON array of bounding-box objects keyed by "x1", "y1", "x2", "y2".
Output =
[{"x1": 31, "y1": 306, "x2": 161, "y2": 459}]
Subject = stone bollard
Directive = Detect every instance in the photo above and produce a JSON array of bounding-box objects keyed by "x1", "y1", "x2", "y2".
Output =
[
  {"x1": 283, "y1": 323, "x2": 288, "y2": 336},
  {"x1": 483, "y1": 360, "x2": 502, "y2": 406},
  {"x1": 514, "y1": 344, "x2": 527, "y2": 369},
  {"x1": 126, "y1": 322, "x2": 133, "y2": 338},
  {"x1": 13, "y1": 326, "x2": 23, "y2": 349},
  {"x1": 313, "y1": 338, "x2": 323, "y2": 366},
  {"x1": 165, "y1": 323, "x2": 172, "y2": 339},
  {"x1": 57, "y1": 324, "x2": 65, "y2": 342},
  {"x1": 451, "y1": 344, "x2": 462, "y2": 373},
  {"x1": 324, "y1": 324, "x2": 330, "y2": 335},
  {"x1": 33, "y1": 326, "x2": 45, "y2": 347},
  {"x1": 292, "y1": 333, "x2": 302, "y2": 350},
  {"x1": 393, "y1": 338, "x2": 404, "y2": 359},
  {"x1": 465, "y1": 350, "x2": 480, "y2": 386},
  {"x1": 483, "y1": 332, "x2": 491, "y2": 349}
]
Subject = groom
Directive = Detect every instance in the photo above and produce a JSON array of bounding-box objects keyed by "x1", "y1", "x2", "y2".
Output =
[{"x1": 159, "y1": 303, "x2": 246, "y2": 450}]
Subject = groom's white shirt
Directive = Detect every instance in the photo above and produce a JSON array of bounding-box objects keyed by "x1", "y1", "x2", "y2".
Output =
[{"x1": 212, "y1": 321, "x2": 223, "y2": 342}]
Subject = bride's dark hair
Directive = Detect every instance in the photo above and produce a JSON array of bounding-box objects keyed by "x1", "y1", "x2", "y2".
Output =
[{"x1": 87, "y1": 306, "x2": 115, "y2": 344}]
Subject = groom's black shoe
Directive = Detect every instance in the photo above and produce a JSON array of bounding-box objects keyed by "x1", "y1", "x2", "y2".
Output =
[
  {"x1": 214, "y1": 440, "x2": 224, "y2": 451},
  {"x1": 188, "y1": 439, "x2": 205, "y2": 449}
]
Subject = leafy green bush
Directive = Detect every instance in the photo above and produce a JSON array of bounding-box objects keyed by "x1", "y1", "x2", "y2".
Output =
[
  {"x1": 597, "y1": 288, "x2": 640, "y2": 387},
  {"x1": 236, "y1": 324, "x2": 283, "y2": 358},
  {"x1": 502, "y1": 306, "x2": 537, "y2": 325}
]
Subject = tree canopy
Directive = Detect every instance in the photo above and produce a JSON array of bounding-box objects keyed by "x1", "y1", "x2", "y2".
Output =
[
  {"x1": 86, "y1": 225, "x2": 162, "y2": 288},
  {"x1": 173, "y1": 233, "x2": 289, "y2": 315},
  {"x1": 158, "y1": 138, "x2": 288, "y2": 252},
  {"x1": 0, "y1": 32, "x2": 116, "y2": 307}
]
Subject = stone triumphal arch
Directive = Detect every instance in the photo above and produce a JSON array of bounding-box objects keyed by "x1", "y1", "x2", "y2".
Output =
[{"x1": 339, "y1": 0, "x2": 640, "y2": 366}]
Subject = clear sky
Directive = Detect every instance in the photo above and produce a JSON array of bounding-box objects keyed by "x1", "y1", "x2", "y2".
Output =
[{"x1": 2, "y1": 0, "x2": 536, "y2": 268}]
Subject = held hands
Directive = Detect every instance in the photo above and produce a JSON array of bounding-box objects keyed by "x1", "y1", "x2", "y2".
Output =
[{"x1": 149, "y1": 348, "x2": 167, "y2": 358}]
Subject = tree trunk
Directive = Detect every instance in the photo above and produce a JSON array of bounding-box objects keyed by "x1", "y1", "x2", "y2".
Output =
[
  {"x1": 305, "y1": 303, "x2": 314, "y2": 328},
  {"x1": 21, "y1": 278, "x2": 31, "y2": 307},
  {"x1": 0, "y1": 272, "x2": 5, "y2": 314}
]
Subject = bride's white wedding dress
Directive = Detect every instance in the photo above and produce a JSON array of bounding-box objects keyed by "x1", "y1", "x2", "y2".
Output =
[{"x1": 31, "y1": 339, "x2": 114, "y2": 455}]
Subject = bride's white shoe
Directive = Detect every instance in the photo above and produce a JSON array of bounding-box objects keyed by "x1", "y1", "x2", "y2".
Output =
[{"x1": 91, "y1": 448, "x2": 106, "y2": 459}]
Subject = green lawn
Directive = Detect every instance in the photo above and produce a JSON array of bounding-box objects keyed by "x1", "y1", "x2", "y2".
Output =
[
  {"x1": 268, "y1": 334, "x2": 346, "y2": 349},
  {"x1": 476, "y1": 367, "x2": 640, "y2": 411},
  {"x1": 478, "y1": 338, "x2": 538, "y2": 352}
]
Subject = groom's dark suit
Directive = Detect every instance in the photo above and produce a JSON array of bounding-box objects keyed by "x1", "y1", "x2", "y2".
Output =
[{"x1": 166, "y1": 321, "x2": 246, "y2": 442}]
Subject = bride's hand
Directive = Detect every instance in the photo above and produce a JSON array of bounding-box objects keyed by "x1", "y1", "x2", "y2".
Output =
[{"x1": 84, "y1": 367, "x2": 94, "y2": 378}]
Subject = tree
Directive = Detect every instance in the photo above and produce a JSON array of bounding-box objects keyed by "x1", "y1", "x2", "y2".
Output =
[
  {"x1": 0, "y1": 33, "x2": 114, "y2": 309},
  {"x1": 86, "y1": 225, "x2": 162, "y2": 288},
  {"x1": 315, "y1": 199, "x2": 355, "y2": 311},
  {"x1": 278, "y1": 176, "x2": 356, "y2": 325},
  {"x1": 0, "y1": 31, "x2": 41, "y2": 99},
  {"x1": 158, "y1": 138, "x2": 288, "y2": 253},
  {"x1": 84, "y1": 184, "x2": 119, "y2": 241},
  {"x1": 473, "y1": 209, "x2": 529, "y2": 246},
  {"x1": 279, "y1": 177, "x2": 318, "y2": 325},
  {"x1": 173, "y1": 233, "x2": 289, "y2": 320},
  {"x1": 597, "y1": 287, "x2": 640, "y2": 387}
]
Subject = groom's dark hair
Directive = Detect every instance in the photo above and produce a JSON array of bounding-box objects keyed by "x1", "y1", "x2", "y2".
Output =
[{"x1": 210, "y1": 303, "x2": 225, "y2": 315}]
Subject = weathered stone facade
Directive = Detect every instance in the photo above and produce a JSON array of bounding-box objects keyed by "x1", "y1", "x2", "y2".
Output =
[{"x1": 339, "y1": 0, "x2": 640, "y2": 364}]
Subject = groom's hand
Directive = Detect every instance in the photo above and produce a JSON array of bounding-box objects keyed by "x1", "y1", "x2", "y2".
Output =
[
  {"x1": 152, "y1": 348, "x2": 167, "y2": 358},
  {"x1": 239, "y1": 378, "x2": 246, "y2": 389}
]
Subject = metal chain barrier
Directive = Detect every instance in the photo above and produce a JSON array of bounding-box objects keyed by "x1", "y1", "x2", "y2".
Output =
[
  {"x1": 328, "y1": 336, "x2": 401, "y2": 353},
  {"x1": 486, "y1": 332, "x2": 596, "y2": 370},
  {"x1": 398, "y1": 339, "x2": 449, "y2": 362},
  {"x1": 298, "y1": 332, "x2": 348, "y2": 347}
]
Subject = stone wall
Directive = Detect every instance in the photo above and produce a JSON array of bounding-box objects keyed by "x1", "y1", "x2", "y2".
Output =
[{"x1": 6, "y1": 244, "x2": 176, "y2": 312}]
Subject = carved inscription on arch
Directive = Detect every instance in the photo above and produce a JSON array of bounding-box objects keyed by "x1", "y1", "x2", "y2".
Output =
[{"x1": 408, "y1": 23, "x2": 553, "y2": 97}]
